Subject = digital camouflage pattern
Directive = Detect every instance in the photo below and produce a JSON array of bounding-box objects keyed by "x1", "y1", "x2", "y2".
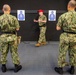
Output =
[
  {"x1": 0, "y1": 14, "x2": 20, "y2": 65},
  {"x1": 0, "y1": 14, "x2": 20, "y2": 32},
  {"x1": 38, "y1": 27, "x2": 46, "y2": 43},
  {"x1": 38, "y1": 15, "x2": 47, "y2": 26},
  {"x1": 57, "y1": 10, "x2": 76, "y2": 67},
  {"x1": 38, "y1": 15, "x2": 47, "y2": 43},
  {"x1": 57, "y1": 10, "x2": 76, "y2": 33}
]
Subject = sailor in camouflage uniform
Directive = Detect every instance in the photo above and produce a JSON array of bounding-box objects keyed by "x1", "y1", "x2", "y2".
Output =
[
  {"x1": 0, "y1": 4, "x2": 22, "y2": 72},
  {"x1": 54, "y1": 0, "x2": 76, "y2": 74},
  {"x1": 34, "y1": 9, "x2": 47, "y2": 47}
]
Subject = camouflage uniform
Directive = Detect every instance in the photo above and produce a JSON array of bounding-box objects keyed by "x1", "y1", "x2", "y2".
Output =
[
  {"x1": 57, "y1": 10, "x2": 76, "y2": 67},
  {"x1": 38, "y1": 15, "x2": 47, "y2": 43},
  {"x1": 0, "y1": 14, "x2": 20, "y2": 65}
]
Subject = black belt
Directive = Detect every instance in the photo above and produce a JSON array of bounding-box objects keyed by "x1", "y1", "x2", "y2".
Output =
[
  {"x1": 39, "y1": 24, "x2": 46, "y2": 27},
  {"x1": 1, "y1": 31, "x2": 16, "y2": 34},
  {"x1": 63, "y1": 31, "x2": 76, "y2": 34}
]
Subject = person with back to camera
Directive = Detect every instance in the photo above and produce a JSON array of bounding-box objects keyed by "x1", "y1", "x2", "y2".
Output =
[
  {"x1": 0, "y1": 4, "x2": 22, "y2": 73},
  {"x1": 54, "y1": 0, "x2": 76, "y2": 74}
]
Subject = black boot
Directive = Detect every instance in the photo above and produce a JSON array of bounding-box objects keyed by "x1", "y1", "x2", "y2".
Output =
[
  {"x1": 14, "y1": 64, "x2": 22, "y2": 72},
  {"x1": 1, "y1": 64, "x2": 7, "y2": 72},
  {"x1": 68, "y1": 66, "x2": 75, "y2": 74},
  {"x1": 54, "y1": 67, "x2": 63, "y2": 74}
]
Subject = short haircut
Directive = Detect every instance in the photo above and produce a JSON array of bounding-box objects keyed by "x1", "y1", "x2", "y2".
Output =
[
  {"x1": 68, "y1": 0, "x2": 76, "y2": 8},
  {"x1": 3, "y1": 4, "x2": 10, "y2": 11}
]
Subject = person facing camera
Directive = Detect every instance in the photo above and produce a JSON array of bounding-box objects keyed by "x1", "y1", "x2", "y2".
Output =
[{"x1": 34, "y1": 9, "x2": 47, "y2": 47}]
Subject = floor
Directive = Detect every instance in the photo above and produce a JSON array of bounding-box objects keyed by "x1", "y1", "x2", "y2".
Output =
[{"x1": 0, "y1": 41, "x2": 76, "y2": 75}]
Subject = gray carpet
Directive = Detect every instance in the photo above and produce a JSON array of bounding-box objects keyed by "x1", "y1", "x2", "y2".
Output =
[{"x1": 0, "y1": 41, "x2": 76, "y2": 75}]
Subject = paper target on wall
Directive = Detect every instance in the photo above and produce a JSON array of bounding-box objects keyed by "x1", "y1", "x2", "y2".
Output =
[
  {"x1": 48, "y1": 10, "x2": 56, "y2": 21},
  {"x1": 17, "y1": 10, "x2": 25, "y2": 21}
]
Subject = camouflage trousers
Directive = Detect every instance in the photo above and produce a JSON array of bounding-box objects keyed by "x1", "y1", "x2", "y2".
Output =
[
  {"x1": 38, "y1": 27, "x2": 46, "y2": 43},
  {"x1": 58, "y1": 33, "x2": 76, "y2": 67},
  {"x1": 0, "y1": 34, "x2": 20, "y2": 65}
]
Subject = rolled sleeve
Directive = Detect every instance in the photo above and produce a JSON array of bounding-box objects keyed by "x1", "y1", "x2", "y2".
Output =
[{"x1": 44, "y1": 16, "x2": 47, "y2": 22}]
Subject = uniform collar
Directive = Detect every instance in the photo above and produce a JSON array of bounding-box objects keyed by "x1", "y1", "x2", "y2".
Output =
[{"x1": 68, "y1": 10, "x2": 75, "y2": 12}]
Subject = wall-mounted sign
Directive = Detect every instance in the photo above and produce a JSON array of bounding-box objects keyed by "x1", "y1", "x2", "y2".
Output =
[
  {"x1": 48, "y1": 10, "x2": 56, "y2": 21},
  {"x1": 17, "y1": 10, "x2": 25, "y2": 21}
]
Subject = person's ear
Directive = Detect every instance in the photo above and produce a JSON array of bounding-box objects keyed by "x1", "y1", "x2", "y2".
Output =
[
  {"x1": 9, "y1": 8, "x2": 11, "y2": 12},
  {"x1": 68, "y1": 5, "x2": 70, "y2": 9}
]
